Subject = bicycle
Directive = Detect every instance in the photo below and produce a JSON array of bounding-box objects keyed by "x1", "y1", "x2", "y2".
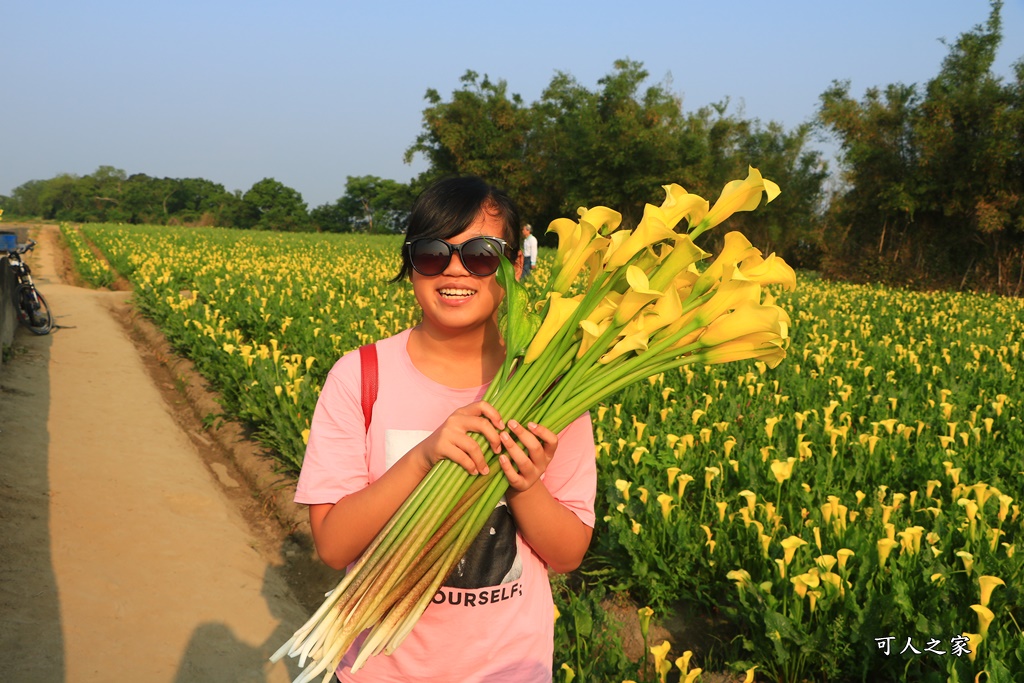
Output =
[{"x1": 2, "y1": 239, "x2": 53, "y2": 335}]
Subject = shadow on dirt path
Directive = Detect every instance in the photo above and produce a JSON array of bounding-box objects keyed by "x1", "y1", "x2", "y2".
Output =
[
  {"x1": 1, "y1": 225, "x2": 313, "y2": 682},
  {"x1": 0, "y1": 310, "x2": 63, "y2": 678}
]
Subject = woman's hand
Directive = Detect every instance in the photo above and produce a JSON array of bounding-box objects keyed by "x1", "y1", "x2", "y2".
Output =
[
  {"x1": 498, "y1": 420, "x2": 558, "y2": 491},
  {"x1": 415, "y1": 401, "x2": 505, "y2": 476}
]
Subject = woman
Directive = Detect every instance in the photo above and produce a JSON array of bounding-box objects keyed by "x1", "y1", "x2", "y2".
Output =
[{"x1": 295, "y1": 176, "x2": 597, "y2": 682}]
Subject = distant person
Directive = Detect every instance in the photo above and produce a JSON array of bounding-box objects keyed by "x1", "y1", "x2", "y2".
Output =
[{"x1": 521, "y1": 224, "x2": 538, "y2": 279}]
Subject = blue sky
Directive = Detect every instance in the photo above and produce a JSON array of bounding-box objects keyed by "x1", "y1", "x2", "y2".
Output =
[{"x1": 3, "y1": 0, "x2": 1023, "y2": 208}]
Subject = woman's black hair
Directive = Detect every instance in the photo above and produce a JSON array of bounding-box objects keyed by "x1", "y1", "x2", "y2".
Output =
[{"x1": 392, "y1": 175, "x2": 522, "y2": 282}]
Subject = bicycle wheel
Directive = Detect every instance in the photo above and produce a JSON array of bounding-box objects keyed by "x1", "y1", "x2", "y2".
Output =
[{"x1": 17, "y1": 284, "x2": 53, "y2": 335}]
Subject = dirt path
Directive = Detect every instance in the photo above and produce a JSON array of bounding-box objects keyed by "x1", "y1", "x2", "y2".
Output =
[{"x1": 0, "y1": 225, "x2": 311, "y2": 682}]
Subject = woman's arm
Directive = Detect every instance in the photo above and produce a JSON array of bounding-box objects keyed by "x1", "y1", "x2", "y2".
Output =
[
  {"x1": 308, "y1": 402, "x2": 506, "y2": 570},
  {"x1": 507, "y1": 483, "x2": 593, "y2": 574},
  {"x1": 499, "y1": 420, "x2": 594, "y2": 574}
]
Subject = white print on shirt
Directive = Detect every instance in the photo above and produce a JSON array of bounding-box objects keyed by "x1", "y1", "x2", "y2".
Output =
[
  {"x1": 384, "y1": 429, "x2": 524, "y2": 594},
  {"x1": 384, "y1": 429, "x2": 432, "y2": 470}
]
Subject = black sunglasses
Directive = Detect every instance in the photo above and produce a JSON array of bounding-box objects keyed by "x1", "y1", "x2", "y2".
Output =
[{"x1": 405, "y1": 236, "x2": 512, "y2": 277}]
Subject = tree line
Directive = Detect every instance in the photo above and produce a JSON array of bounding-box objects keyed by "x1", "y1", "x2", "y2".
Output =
[
  {"x1": 3, "y1": 1, "x2": 1019, "y2": 292},
  {"x1": 819, "y1": 1, "x2": 1023, "y2": 294}
]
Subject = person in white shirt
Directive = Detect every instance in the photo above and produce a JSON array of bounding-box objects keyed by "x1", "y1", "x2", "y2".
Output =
[{"x1": 521, "y1": 224, "x2": 538, "y2": 279}]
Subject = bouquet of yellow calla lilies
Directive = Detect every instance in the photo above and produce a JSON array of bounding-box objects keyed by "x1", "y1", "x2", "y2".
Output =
[{"x1": 273, "y1": 167, "x2": 796, "y2": 682}]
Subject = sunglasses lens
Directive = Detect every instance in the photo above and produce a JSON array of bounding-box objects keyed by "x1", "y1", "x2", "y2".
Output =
[
  {"x1": 461, "y1": 238, "x2": 501, "y2": 275},
  {"x1": 410, "y1": 240, "x2": 450, "y2": 275}
]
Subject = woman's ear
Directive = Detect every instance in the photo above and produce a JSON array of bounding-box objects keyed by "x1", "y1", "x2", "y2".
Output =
[{"x1": 514, "y1": 251, "x2": 524, "y2": 281}]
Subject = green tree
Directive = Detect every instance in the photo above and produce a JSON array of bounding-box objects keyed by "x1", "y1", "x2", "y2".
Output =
[
  {"x1": 38, "y1": 173, "x2": 87, "y2": 220},
  {"x1": 407, "y1": 59, "x2": 826, "y2": 262},
  {"x1": 172, "y1": 177, "x2": 233, "y2": 224},
  {"x1": 120, "y1": 173, "x2": 179, "y2": 224},
  {"x1": 818, "y1": 0, "x2": 1023, "y2": 292},
  {"x1": 528, "y1": 60, "x2": 701, "y2": 228},
  {"x1": 312, "y1": 175, "x2": 413, "y2": 233},
  {"x1": 76, "y1": 166, "x2": 128, "y2": 222},
  {"x1": 241, "y1": 178, "x2": 310, "y2": 231},
  {"x1": 405, "y1": 70, "x2": 534, "y2": 208},
  {"x1": 5, "y1": 179, "x2": 48, "y2": 216}
]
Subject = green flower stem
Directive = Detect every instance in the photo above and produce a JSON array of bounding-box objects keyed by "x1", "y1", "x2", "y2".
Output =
[
  {"x1": 507, "y1": 268, "x2": 632, "y2": 422},
  {"x1": 538, "y1": 320, "x2": 622, "y2": 415},
  {"x1": 687, "y1": 219, "x2": 713, "y2": 242},
  {"x1": 544, "y1": 352, "x2": 705, "y2": 434},
  {"x1": 311, "y1": 463, "x2": 501, "y2": 674},
  {"x1": 354, "y1": 487, "x2": 487, "y2": 665},
  {"x1": 351, "y1": 470, "x2": 490, "y2": 627},
  {"x1": 354, "y1": 464, "x2": 467, "y2": 589},
  {"x1": 522, "y1": 271, "x2": 713, "y2": 431},
  {"x1": 358, "y1": 457, "x2": 514, "y2": 666},
  {"x1": 550, "y1": 329, "x2": 703, "y2": 433}
]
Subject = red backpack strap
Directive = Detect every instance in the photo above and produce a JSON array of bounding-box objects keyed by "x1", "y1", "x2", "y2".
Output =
[{"x1": 358, "y1": 343, "x2": 378, "y2": 431}]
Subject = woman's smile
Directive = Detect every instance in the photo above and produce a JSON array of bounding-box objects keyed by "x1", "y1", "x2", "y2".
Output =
[{"x1": 436, "y1": 284, "x2": 478, "y2": 304}]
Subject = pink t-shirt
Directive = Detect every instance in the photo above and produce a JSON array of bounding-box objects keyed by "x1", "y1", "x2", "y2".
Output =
[{"x1": 295, "y1": 328, "x2": 597, "y2": 683}]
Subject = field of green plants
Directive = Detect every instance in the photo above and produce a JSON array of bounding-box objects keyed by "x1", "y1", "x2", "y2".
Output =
[{"x1": 67, "y1": 223, "x2": 1023, "y2": 682}]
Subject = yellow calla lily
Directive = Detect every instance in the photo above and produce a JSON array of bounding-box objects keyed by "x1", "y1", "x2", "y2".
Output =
[
  {"x1": 690, "y1": 231, "x2": 761, "y2": 297},
  {"x1": 957, "y1": 550, "x2": 975, "y2": 577},
  {"x1": 970, "y1": 604, "x2": 994, "y2": 636},
  {"x1": 600, "y1": 330, "x2": 651, "y2": 364},
  {"x1": 547, "y1": 217, "x2": 582, "y2": 269},
  {"x1": 979, "y1": 575, "x2": 1005, "y2": 607},
  {"x1": 771, "y1": 457, "x2": 797, "y2": 483},
  {"x1": 726, "y1": 568, "x2": 752, "y2": 588},
  {"x1": 656, "y1": 183, "x2": 710, "y2": 229},
  {"x1": 524, "y1": 293, "x2": 581, "y2": 363},
  {"x1": 877, "y1": 538, "x2": 899, "y2": 568},
  {"x1": 734, "y1": 250, "x2": 798, "y2": 291},
  {"x1": 547, "y1": 212, "x2": 613, "y2": 293},
  {"x1": 657, "y1": 493, "x2": 674, "y2": 520},
  {"x1": 962, "y1": 633, "x2": 982, "y2": 662},
  {"x1": 694, "y1": 332, "x2": 787, "y2": 368},
  {"x1": 697, "y1": 301, "x2": 788, "y2": 349},
  {"x1": 584, "y1": 291, "x2": 623, "y2": 327},
  {"x1": 648, "y1": 233, "x2": 709, "y2": 292},
  {"x1": 613, "y1": 266, "x2": 665, "y2": 325},
  {"x1": 650, "y1": 641, "x2": 672, "y2": 683},
  {"x1": 666, "y1": 466, "x2": 681, "y2": 487},
  {"x1": 603, "y1": 208, "x2": 678, "y2": 270},
  {"x1": 816, "y1": 555, "x2": 838, "y2": 573},
  {"x1": 620, "y1": 285, "x2": 683, "y2": 343},
  {"x1": 781, "y1": 535, "x2": 808, "y2": 566},
  {"x1": 579, "y1": 205, "x2": 623, "y2": 236},
  {"x1": 637, "y1": 605, "x2": 654, "y2": 638},
  {"x1": 677, "y1": 474, "x2": 695, "y2": 498},
  {"x1": 691, "y1": 165, "x2": 781, "y2": 235},
  {"x1": 675, "y1": 651, "x2": 694, "y2": 675},
  {"x1": 578, "y1": 318, "x2": 613, "y2": 359},
  {"x1": 686, "y1": 279, "x2": 763, "y2": 329}
]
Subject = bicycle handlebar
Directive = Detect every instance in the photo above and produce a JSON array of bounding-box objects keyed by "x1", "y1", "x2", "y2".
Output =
[{"x1": 11, "y1": 240, "x2": 36, "y2": 255}]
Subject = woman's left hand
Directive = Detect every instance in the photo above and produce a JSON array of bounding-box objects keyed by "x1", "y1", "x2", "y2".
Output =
[{"x1": 498, "y1": 420, "x2": 558, "y2": 491}]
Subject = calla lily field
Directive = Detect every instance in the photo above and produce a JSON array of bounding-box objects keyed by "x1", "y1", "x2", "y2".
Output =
[{"x1": 65, "y1": 166, "x2": 1023, "y2": 682}]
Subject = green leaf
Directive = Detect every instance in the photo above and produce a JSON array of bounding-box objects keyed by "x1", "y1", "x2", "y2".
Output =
[
  {"x1": 574, "y1": 606, "x2": 594, "y2": 638},
  {"x1": 763, "y1": 609, "x2": 802, "y2": 663},
  {"x1": 496, "y1": 252, "x2": 540, "y2": 362}
]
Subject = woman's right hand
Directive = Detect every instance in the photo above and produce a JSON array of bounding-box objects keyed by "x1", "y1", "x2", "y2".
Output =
[{"x1": 414, "y1": 401, "x2": 505, "y2": 476}]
